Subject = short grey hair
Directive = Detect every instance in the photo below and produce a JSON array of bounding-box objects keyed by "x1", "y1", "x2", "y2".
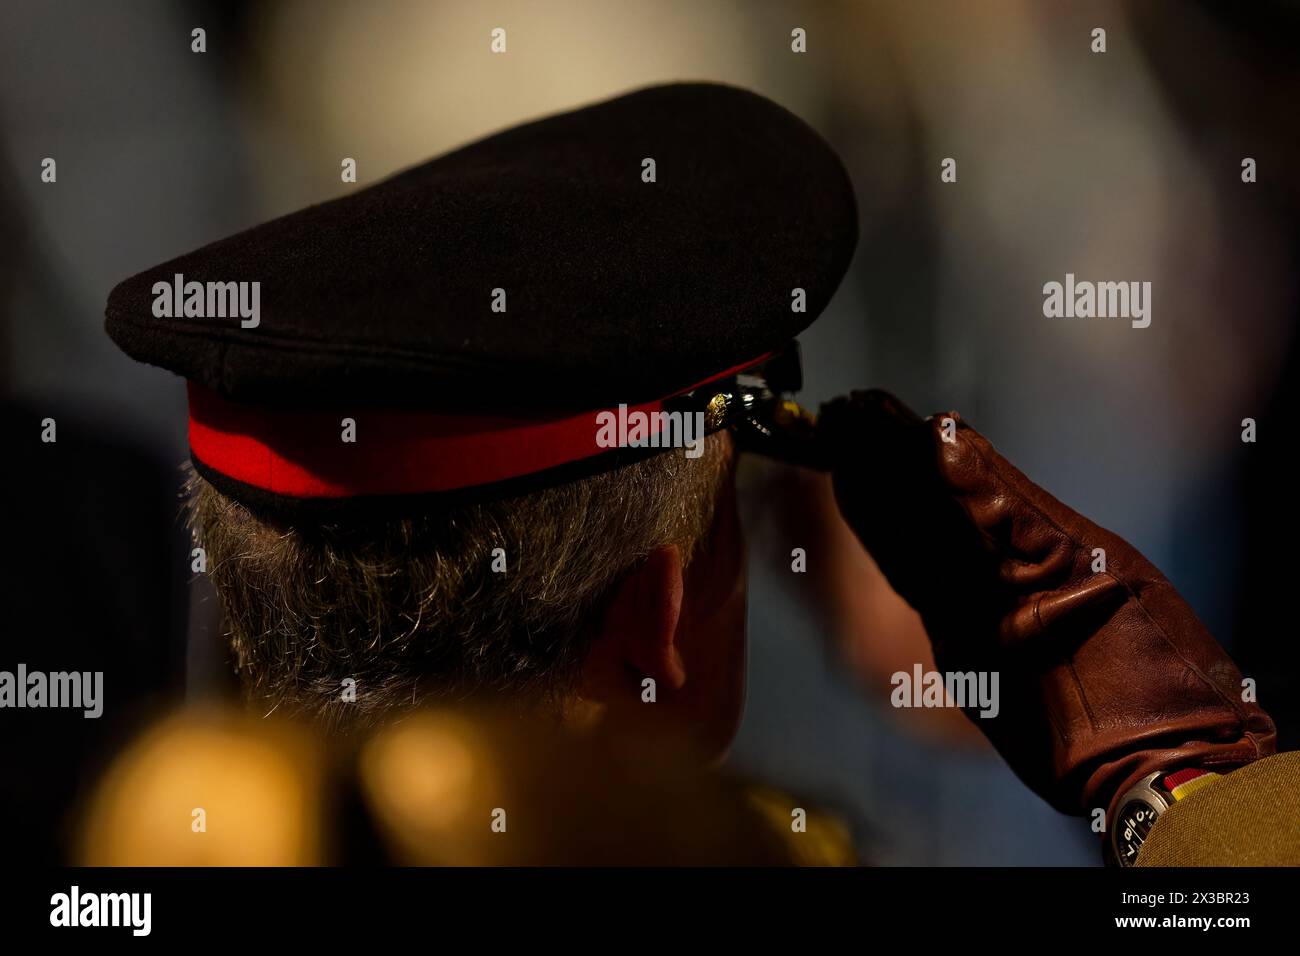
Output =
[{"x1": 185, "y1": 435, "x2": 732, "y2": 734}]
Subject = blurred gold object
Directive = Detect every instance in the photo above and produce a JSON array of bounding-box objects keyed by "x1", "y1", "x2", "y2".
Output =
[
  {"x1": 358, "y1": 710, "x2": 509, "y2": 866},
  {"x1": 358, "y1": 708, "x2": 806, "y2": 865},
  {"x1": 743, "y1": 785, "x2": 856, "y2": 867},
  {"x1": 78, "y1": 709, "x2": 325, "y2": 866},
  {"x1": 78, "y1": 704, "x2": 855, "y2": 865},
  {"x1": 774, "y1": 398, "x2": 817, "y2": 433}
]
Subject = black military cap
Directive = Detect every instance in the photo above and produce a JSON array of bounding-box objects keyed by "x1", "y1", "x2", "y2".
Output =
[{"x1": 105, "y1": 82, "x2": 857, "y2": 513}]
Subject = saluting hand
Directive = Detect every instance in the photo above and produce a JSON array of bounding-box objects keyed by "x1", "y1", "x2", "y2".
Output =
[{"x1": 817, "y1": 389, "x2": 1276, "y2": 819}]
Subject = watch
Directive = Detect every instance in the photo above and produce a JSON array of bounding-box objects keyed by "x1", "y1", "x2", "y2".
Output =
[{"x1": 1107, "y1": 768, "x2": 1221, "y2": 867}]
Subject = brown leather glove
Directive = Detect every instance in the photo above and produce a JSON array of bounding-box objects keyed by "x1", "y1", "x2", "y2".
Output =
[{"x1": 818, "y1": 389, "x2": 1276, "y2": 817}]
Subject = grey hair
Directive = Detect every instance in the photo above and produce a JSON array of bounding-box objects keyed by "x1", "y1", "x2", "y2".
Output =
[{"x1": 185, "y1": 435, "x2": 732, "y2": 735}]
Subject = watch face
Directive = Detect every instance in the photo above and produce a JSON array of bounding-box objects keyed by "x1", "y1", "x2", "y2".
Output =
[{"x1": 1113, "y1": 797, "x2": 1163, "y2": 867}]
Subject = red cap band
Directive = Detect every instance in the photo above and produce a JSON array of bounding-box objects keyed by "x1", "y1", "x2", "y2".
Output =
[{"x1": 187, "y1": 355, "x2": 768, "y2": 500}]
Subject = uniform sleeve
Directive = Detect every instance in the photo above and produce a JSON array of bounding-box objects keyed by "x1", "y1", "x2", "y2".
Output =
[{"x1": 1136, "y1": 751, "x2": 1300, "y2": 866}]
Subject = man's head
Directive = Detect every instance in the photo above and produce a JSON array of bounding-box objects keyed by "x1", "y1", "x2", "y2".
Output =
[
  {"x1": 187, "y1": 434, "x2": 747, "y2": 757},
  {"x1": 110, "y1": 84, "x2": 857, "y2": 762}
]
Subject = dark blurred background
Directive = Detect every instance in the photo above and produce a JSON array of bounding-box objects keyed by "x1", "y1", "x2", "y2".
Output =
[{"x1": 2, "y1": 0, "x2": 1296, "y2": 865}]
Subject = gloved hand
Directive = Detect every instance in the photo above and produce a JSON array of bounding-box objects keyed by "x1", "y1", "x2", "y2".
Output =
[{"x1": 817, "y1": 389, "x2": 1276, "y2": 817}]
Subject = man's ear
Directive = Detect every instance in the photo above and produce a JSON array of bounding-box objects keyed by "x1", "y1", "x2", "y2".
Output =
[{"x1": 588, "y1": 545, "x2": 687, "y2": 695}]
